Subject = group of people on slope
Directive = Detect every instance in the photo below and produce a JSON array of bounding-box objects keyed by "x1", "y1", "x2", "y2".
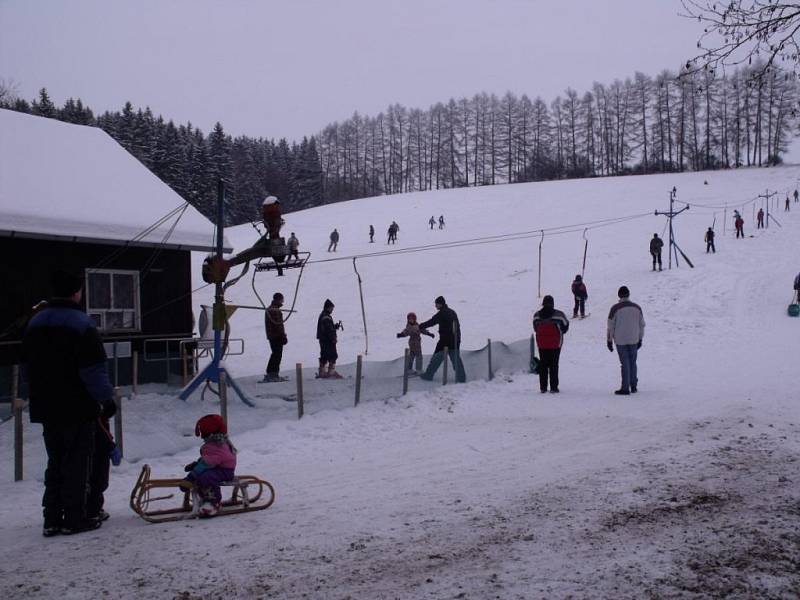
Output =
[
  {"x1": 428, "y1": 215, "x2": 445, "y2": 230},
  {"x1": 532, "y1": 285, "x2": 645, "y2": 396}
]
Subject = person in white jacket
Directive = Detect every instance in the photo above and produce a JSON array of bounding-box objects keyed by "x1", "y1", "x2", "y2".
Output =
[{"x1": 607, "y1": 285, "x2": 645, "y2": 395}]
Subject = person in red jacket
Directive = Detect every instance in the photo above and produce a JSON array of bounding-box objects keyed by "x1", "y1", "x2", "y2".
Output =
[{"x1": 533, "y1": 295, "x2": 570, "y2": 393}]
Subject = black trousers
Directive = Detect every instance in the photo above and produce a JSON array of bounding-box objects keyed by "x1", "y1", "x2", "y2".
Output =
[
  {"x1": 267, "y1": 338, "x2": 283, "y2": 375},
  {"x1": 538, "y1": 348, "x2": 561, "y2": 391},
  {"x1": 42, "y1": 420, "x2": 95, "y2": 527},
  {"x1": 706, "y1": 240, "x2": 715, "y2": 253},
  {"x1": 652, "y1": 251, "x2": 662, "y2": 269},
  {"x1": 87, "y1": 419, "x2": 112, "y2": 518},
  {"x1": 573, "y1": 296, "x2": 585, "y2": 317}
]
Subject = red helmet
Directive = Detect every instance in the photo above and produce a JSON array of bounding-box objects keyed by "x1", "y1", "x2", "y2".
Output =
[
  {"x1": 406, "y1": 312, "x2": 417, "y2": 321},
  {"x1": 195, "y1": 414, "x2": 227, "y2": 438}
]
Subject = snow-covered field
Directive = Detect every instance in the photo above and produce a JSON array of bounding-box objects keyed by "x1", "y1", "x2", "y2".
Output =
[{"x1": 2, "y1": 167, "x2": 799, "y2": 599}]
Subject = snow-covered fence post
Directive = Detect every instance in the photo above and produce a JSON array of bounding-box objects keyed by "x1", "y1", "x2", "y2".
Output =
[
  {"x1": 132, "y1": 350, "x2": 139, "y2": 396},
  {"x1": 442, "y1": 347, "x2": 449, "y2": 385},
  {"x1": 12, "y1": 365, "x2": 23, "y2": 481},
  {"x1": 402, "y1": 349, "x2": 410, "y2": 395},
  {"x1": 354, "y1": 355, "x2": 363, "y2": 406},
  {"x1": 113, "y1": 387, "x2": 124, "y2": 458},
  {"x1": 723, "y1": 208, "x2": 727, "y2": 235},
  {"x1": 296, "y1": 363, "x2": 304, "y2": 419},
  {"x1": 219, "y1": 371, "x2": 228, "y2": 428},
  {"x1": 487, "y1": 339, "x2": 493, "y2": 381}
]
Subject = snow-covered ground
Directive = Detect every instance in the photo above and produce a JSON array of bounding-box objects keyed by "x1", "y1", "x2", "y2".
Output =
[{"x1": 2, "y1": 167, "x2": 799, "y2": 599}]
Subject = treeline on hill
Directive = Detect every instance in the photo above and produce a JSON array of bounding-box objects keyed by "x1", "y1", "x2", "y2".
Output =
[{"x1": 2, "y1": 61, "x2": 797, "y2": 224}]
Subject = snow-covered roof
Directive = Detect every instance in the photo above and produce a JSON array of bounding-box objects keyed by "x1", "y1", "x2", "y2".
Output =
[{"x1": 0, "y1": 109, "x2": 230, "y2": 252}]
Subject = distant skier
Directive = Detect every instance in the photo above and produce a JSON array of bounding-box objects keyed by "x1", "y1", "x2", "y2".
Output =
[
  {"x1": 757, "y1": 208, "x2": 764, "y2": 229},
  {"x1": 419, "y1": 296, "x2": 466, "y2": 383},
  {"x1": 735, "y1": 215, "x2": 745, "y2": 238},
  {"x1": 328, "y1": 229, "x2": 339, "y2": 252},
  {"x1": 397, "y1": 312, "x2": 434, "y2": 374},
  {"x1": 387, "y1": 221, "x2": 399, "y2": 244},
  {"x1": 264, "y1": 292, "x2": 288, "y2": 382},
  {"x1": 429, "y1": 216, "x2": 436, "y2": 230},
  {"x1": 316, "y1": 298, "x2": 343, "y2": 379},
  {"x1": 794, "y1": 189, "x2": 798, "y2": 203},
  {"x1": 438, "y1": 215, "x2": 445, "y2": 229},
  {"x1": 533, "y1": 295, "x2": 570, "y2": 394},
  {"x1": 786, "y1": 196, "x2": 791, "y2": 212},
  {"x1": 704, "y1": 227, "x2": 715, "y2": 253},
  {"x1": 607, "y1": 285, "x2": 645, "y2": 396},
  {"x1": 570, "y1": 275, "x2": 588, "y2": 318},
  {"x1": 287, "y1": 232, "x2": 300, "y2": 263},
  {"x1": 369, "y1": 224, "x2": 375, "y2": 243},
  {"x1": 649, "y1": 233, "x2": 663, "y2": 271}
]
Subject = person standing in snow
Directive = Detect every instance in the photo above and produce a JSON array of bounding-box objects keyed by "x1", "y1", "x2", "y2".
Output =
[
  {"x1": 429, "y1": 216, "x2": 436, "y2": 230},
  {"x1": 387, "y1": 223, "x2": 396, "y2": 244},
  {"x1": 794, "y1": 189, "x2": 798, "y2": 203},
  {"x1": 704, "y1": 227, "x2": 716, "y2": 253},
  {"x1": 369, "y1": 224, "x2": 375, "y2": 243},
  {"x1": 264, "y1": 293, "x2": 288, "y2": 382},
  {"x1": 606, "y1": 285, "x2": 645, "y2": 396},
  {"x1": 533, "y1": 295, "x2": 570, "y2": 393},
  {"x1": 735, "y1": 214, "x2": 745, "y2": 238},
  {"x1": 438, "y1": 215, "x2": 445, "y2": 229},
  {"x1": 397, "y1": 312, "x2": 435, "y2": 374},
  {"x1": 649, "y1": 233, "x2": 664, "y2": 271},
  {"x1": 786, "y1": 196, "x2": 791, "y2": 212},
  {"x1": 794, "y1": 272, "x2": 800, "y2": 303},
  {"x1": 328, "y1": 229, "x2": 339, "y2": 252},
  {"x1": 316, "y1": 298, "x2": 343, "y2": 378},
  {"x1": 183, "y1": 414, "x2": 237, "y2": 517},
  {"x1": 570, "y1": 275, "x2": 588, "y2": 318},
  {"x1": 22, "y1": 269, "x2": 116, "y2": 536},
  {"x1": 287, "y1": 232, "x2": 300, "y2": 263},
  {"x1": 757, "y1": 208, "x2": 764, "y2": 229},
  {"x1": 418, "y1": 296, "x2": 466, "y2": 383}
]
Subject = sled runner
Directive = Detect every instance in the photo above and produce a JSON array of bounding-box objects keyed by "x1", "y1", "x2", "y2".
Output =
[{"x1": 130, "y1": 464, "x2": 275, "y2": 523}]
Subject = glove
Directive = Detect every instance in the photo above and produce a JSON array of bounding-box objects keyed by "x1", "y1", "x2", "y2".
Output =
[
  {"x1": 426, "y1": 331, "x2": 435, "y2": 338},
  {"x1": 184, "y1": 461, "x2": 198, "y2": 473},
  {"x1": 396, "y1": 333, "x2": 403, "y2": 338},
  {"x1": 607, "y1": 341, "x2": 614, "y2": 352},
  {"x1": 109, "y1": 444, "x2": 122, "y2": 467},
  {"x1": 637, "y1": 340, "x2": 642, "y2": 349},
  {"x1": 282, "y1": 335, "x2": 288, "y2": 345},
  {"x1": 100, "y1": 400, "x2": 117, "y2": 419}
]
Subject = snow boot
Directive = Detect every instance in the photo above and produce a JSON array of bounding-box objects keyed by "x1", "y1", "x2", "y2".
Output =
[
  {"x1": 327, "y1": 364, "x2": 343, "y2": 379},
  {"x1": 61, "y1": 519, "x2": 102, "y2": 535},
  {"x1": 199, "y1": 501, "x2": 219, "y2": 518},
  {"x1": 614, "y1": 389, "x2": 630, "y2": 396}
]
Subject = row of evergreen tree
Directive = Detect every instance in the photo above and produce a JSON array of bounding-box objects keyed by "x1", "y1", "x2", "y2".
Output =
[
  {"x1": 2, "y1": 61, "x2": 797, "y2": 224},
  {"x1": 2, "y1": 90, "x2": 323, "y2": 224}
]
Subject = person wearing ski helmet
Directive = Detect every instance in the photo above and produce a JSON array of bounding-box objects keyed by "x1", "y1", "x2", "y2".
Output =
[
  {"x1": 316, "y1": 299, "x2": 342, "y2": 378},
  {"x1": 184, "y1": 414, "x2": 237, "y2": 517},
  {"x1": 397, "y1": 311, "x2": 434, "y2": 373}
]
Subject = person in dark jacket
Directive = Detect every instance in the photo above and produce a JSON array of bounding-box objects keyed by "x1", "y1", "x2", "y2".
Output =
[
  {"x1": 369, "y1": 225, "x2": 375, "y2": 243},
  {"x1": 570, "y1": 275, "x2": 588, "y2": 318},
  {"x1": 316, "y1": 298, "x2": 342, "y2": 378},
  {"x1": 533, "y1": 295, "x2": 570, "y2": 393},
  {"x1": 649, "y1": 234, "x2": 663, "y2": 271},
  {"x1": 328, "y1": 229, "x2": 339, "y2": 252},
  {"x1": 429, "y1": 216, "x2": 436, "y2": 230},
  {"x1": 704, "y1": 227, "x2": 715, "y2": 253},
  {"x1": 264, "y1": 293, "x2": 288, "y2": 382},
  {"x1": 22, "y1": 270, "x2": 116, "y2": 536},
  {"x1": 418, "y1": 296, "x2": 466, "y2": 382},
  {"x1": 757, "y1": 208, "x2": 764, "y2": 229}
]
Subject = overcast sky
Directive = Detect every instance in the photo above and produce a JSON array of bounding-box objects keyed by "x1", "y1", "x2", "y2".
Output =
[{"x1": 1, "y1": 1, "x2": 704, "y2": 142}]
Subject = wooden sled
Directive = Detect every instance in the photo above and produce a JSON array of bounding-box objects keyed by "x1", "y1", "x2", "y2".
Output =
[{"x1": 130, "y1": 464, "x2": 275, "y2": 523}]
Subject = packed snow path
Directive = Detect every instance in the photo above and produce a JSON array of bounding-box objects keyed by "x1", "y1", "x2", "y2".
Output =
[{"x1": 1, "y1": 167, "x2": 799, "y2": 598}]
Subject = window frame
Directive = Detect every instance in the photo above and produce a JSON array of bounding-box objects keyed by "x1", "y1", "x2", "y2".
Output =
[{"x1": 84, "y1": 268, "x2": 141, "y2": 333}]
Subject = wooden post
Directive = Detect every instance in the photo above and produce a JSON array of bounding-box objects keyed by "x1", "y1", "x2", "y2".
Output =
[
  {"x1": 219, "y1": 370, "x2": 228, "y2": 428},
  {"x1": 113, "y1": 342, "x2": 119, "y2": 388},
  {"x1": 442, "y1": 346, "x2": 449, "y2": 385},
  {"x1": 402, "y1": 348, "x2": 410, "y2": 395},
  {"x1": 113, "y1": 387, "x2": 123, "y2": 457},
  {"x1": 12, "y1": 365, "x2": 22, "y2": 481},
  {"x1": 723, "y1": 208, "x2": 727, "y2": 235},
  {"x1": 487, "y1": 338, "x2": 493, "y2": 381},
  {"x1": 132, "y1": 350, "x2": 139, "y2": 396},
  {"x1": 182, "y1": 345, "x2": 189, "y2": 387},
  {"x1": 354, "y1": 355, "x2": 363, "y2": 406},
  {"x1": 296, "y1": 363, "x2": 304, "y2": 419}
]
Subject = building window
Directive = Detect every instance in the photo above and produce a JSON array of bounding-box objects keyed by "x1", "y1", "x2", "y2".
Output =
[{"x1": 85, "y1": 269, "x2": 140, "y2": 332}]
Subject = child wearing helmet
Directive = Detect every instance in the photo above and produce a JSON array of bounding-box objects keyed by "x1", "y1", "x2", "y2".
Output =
[
  {"x1": 184, "y1": 414, "x2": 237, "y2": 517},
  {"x1": 397, "y1": 312, "x2": 434, "y2": 374}
]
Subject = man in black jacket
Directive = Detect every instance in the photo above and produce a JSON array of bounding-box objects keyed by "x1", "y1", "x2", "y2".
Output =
[
  {"x1": 316, "y1": 298, "x2": 342, "y2": 378},
  {"x1": 264, "y1": 293, "x2": 288, "y2": 382},
  {"x1": 23, "y1": 270, "x2": 116, "y2": 536},
  {"x1": 419, "y1": 296, "x2": 466, "y2": 383}
]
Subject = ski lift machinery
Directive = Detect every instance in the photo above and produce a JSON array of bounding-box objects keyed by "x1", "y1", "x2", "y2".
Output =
[{"x1": 180, "y1": 182, "x2": 309, "y2": 404}]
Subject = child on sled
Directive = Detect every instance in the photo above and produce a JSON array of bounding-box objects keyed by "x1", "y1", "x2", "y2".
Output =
[
  {"x1": 184, "y1": 414, "x2": 237, "y2": 517},
  {"x1": 397, "y1": 312, "x2": 434, "y2": 374}
]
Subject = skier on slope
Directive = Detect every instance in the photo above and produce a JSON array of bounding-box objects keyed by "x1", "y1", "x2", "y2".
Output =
[
  {"x1": 757, "y1": 208, "x2": 764, "y2": 229},
  {"x1": 649, "y1": 234, "x2": 664, "y2": 271},
  {"x1": 533, "y1": 295, "x2": 570, "y2": 394},
  {"x1": 328, "y1": 229, "x2": 339, "y2": 252},
  {"x1": 704, "y1": 227, "x2": 715, "y2": 253},
  {"x1": 570, "y1": 275, "x2": 588, "y2": 318},
  {"x1": 287, "y1": 232, "x2": 300, "y2": 263},
  {"x1": 316, "y1": 298, "x2": 343, "y2": 378},
  {"x1": 429, "y1": 216, "x2": 436, "y2": 230}
]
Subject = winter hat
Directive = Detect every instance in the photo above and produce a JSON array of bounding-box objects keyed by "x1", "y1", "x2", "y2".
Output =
[
  {"x1": 51, "y1": 269, "x2": 83, "y2": 298},
  {"x1": 542, "y1": 295, "x2": 554, "y2": 307},
  {"x1": 435, "y1": 295, "x2": 446, "y2": 306},
  {"x1": 618, "y1": 286, "x2": 630, "y2": 298},
  {"x1": 324, "y1": 298, "x2": 335, "y2": 310},
  {"x1": 262, "y1": 195, "x2": 279, "y2": 205},
  {"x1": 272, "y1": 292, "x2": 284, "y2": 303},
  {"x1": 575, "y1": 274, "x2": 582, "y2": 281},
  {"x1": 407, "y1": 312, "x2": 417, "y2": 322},
  {"x1": 195, "y1": 414, "x2": 227, "y2": 438}
]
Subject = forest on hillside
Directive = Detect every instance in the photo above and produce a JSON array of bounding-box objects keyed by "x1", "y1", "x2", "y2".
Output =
[{"x1": 2, "y1": 61, "x2": 797, "y2": 224}]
